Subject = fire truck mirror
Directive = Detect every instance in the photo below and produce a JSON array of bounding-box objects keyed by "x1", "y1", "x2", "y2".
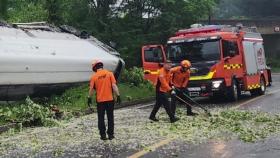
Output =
[{"x1": 224, "y1": 56, "x2": 230, "y2": 62}]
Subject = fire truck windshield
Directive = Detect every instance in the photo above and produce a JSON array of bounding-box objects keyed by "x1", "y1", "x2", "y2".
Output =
[{"x1": 166, "y1": 39, "x2": 220, "y2": 63}]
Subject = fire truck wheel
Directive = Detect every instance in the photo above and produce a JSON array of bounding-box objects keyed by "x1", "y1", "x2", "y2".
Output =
[
  {"x1": 257, "y1": 76, "x2": 266, "y2": 95},
  {"x1": 250, "y1": 76, "x2": 266, "y2": 96},
  {"x1": 227, "y1": 79, "x2": 240, "y2": 102}
]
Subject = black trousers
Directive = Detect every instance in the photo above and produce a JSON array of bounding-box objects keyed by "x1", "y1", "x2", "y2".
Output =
[
  {"x1": 171, "y1": 89, "x2": 192, "y2": 115},
  {"x1": 97, "y1": 101, "x2": 114, "y2": 137},
  {"x1": 150, "y1": 91, "x2": 175, "y2": 121}
]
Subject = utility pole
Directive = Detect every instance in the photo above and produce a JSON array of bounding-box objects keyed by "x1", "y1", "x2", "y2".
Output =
[{"x1": 208, "y1": 7, "x2": 212, "y2": 25}]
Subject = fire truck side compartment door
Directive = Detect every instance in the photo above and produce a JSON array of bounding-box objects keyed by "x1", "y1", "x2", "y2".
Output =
[
  {"x1": 142, "y1": 45, "x2": 166, "y2": 84},
  {"x1": 254, "y1": 43, "x2": 266, "y2": 70},
  {"x1": 243, "y1": 41, "x2": 258, "y2": 75}
]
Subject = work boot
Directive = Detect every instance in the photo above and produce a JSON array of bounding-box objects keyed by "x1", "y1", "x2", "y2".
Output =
[
  {"x1": 187, "y1": 111, "x2": 198, "y2": 116},
  {"x1": 100, "y1": 135, "x2": 108, "y2": 141},
  {"x1": 108, "y1": 135, "x2": 115, "y2": 140},
  {"x1": 170, "y1": 117, "x2": 180, "y2": 123},
  {"x1": 149, "y1": 117, "x2": 159, "y2": 122}
]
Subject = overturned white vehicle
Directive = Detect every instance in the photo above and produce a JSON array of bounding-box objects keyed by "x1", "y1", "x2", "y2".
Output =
[{"x1": 0, "y1": 22, "x2": 124, "y2": 100}]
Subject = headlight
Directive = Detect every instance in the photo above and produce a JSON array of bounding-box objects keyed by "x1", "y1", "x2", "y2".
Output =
[{"x1": 212, "y1": 80, "x2": 223, "y2": 89}]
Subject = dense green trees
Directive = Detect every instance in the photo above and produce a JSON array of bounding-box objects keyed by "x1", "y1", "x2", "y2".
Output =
[
  {"x1": 0, "y1": 0, "x2": 8, "y2": 19},
  {"x1": 7, "y1": 0, "x2": 47, "y2": 22},
  {"x1": 0, "y1": 0, "x2": 217, "y2": 67}
]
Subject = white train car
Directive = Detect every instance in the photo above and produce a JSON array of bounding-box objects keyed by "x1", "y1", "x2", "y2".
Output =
[{"x1": 0, "y1": 22, "x2": 124, "y2": 100}]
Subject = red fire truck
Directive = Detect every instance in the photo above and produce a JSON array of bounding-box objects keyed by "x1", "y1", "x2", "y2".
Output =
[{"x1": 142, "y1": 25, "x2": 272, "y2": 101}]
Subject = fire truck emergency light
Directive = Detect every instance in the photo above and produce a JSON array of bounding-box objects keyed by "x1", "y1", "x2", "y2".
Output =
[{"x1": 175, "y1": 25, "x2": 222, "y2": 36}]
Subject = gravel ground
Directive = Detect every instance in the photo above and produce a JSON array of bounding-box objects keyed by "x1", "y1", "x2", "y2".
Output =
[{"x1": 0, "y1": 107, "x2": 168, "y2": 158}]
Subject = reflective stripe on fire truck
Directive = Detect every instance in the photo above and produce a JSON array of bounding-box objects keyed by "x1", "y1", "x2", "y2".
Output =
[
  {"x1": 144, "y1": 69, "x2": 160, "y2": 75},
  {"x1": 189, "y1": 71, "x2": 216, "y2": 81},
  {"x1": 224, "y1": 64, "x2": 243, "y2": 70},
  {"x1": 247, "y1": 84, "x2": 261, "y2": 90},
  {"x1": 144, "y1": 69, "x2": 216, "y2": 80}
]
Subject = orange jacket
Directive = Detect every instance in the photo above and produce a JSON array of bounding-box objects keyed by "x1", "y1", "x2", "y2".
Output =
[
  {"x1": 89, "y1": 69, "x2": 116, "y2": 103},
  {"x1": 170, "y1": 66, "x2": 190, "y2": 88},
  {"x1": 157, "y1": 67, "x2": 172, "y2": 93}
]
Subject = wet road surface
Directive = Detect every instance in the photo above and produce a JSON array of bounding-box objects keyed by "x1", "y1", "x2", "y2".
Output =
[
  {"x1": 142, "y1": 74, "x2": 280, "y2": 158},
  {"x1": 0, "y1": 74, "x2": 280, "y2": 158},
  {"x1": 143, "y1": 136, "x2": 280, "y2": 158}
]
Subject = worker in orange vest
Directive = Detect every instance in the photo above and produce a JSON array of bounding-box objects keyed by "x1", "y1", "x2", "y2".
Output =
[
  {"x1": 149, "y1": 60, "x2": 179, "y2": 123},
  {"x1": 170, "y1": 60, "x2": 196, "y2": 116},
  {"x1": 88, "y1": 60, "x2": 121, "y2": 140}
]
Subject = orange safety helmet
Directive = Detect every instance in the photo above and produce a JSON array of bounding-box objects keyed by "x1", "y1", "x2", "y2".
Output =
[
  {"x1": 180, "y1": 60, "x2": 191, "y2": 68},
  {"x1": 91, "y1": 60, "x2": 103, "y2": 72}
]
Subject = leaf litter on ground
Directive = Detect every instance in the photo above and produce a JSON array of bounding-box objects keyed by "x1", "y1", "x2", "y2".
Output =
[
  {"x1": 147, "y1": 107, "x2": 280, "y2": 143},
  {"x1": 1, "y1": 106, "x2": 280, "y2": 157}
]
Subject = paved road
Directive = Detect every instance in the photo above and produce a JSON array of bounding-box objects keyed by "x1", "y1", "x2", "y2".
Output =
[
  {"x1": 0, "y1": 74, "x2": 280, "y2": 158},
  {"x1": 143, "y1": 74, "x2": 280, "y2": 158}
]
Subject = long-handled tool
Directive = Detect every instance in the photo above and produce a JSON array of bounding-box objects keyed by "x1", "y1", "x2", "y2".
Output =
[
  {"x1": 174, "y1": 88, "x2": 211, "y2": 116},
  {"x1": 175, "y1": 95, "x2": 196, "y2": 109},
  {"x1": 175, "y1": 95, "x2": 211, "y2": 116}
]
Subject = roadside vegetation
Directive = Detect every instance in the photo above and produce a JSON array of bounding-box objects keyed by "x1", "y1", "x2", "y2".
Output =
[{"x1": 0, "y1": 97, "x2": 58, "y2": 127}]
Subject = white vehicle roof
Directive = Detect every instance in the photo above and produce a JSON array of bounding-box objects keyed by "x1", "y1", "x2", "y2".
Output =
[{"x1": 0, "y1": 22, "x2": 124, "y2": 86}]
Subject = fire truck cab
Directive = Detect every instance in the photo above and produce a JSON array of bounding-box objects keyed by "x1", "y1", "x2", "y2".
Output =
[{"x1": 142, "y1": 25, "x2": 272, "y2": 101}]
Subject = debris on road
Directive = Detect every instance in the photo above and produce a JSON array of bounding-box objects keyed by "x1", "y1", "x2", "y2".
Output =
[
  {"x1": 147, "y1": 108, "x2": 280, "y2": 143},
  {"x1": 1, "y1": 105, "x2": 280, "y2": 157},
  {"x1": 0, "y1": 108, "x2": 162, "y2": 157}
]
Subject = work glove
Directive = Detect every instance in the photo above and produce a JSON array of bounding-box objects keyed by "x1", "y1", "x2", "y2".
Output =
[
  {"x1": 87, "y1": 96, "x2": 92, "y2": 107},
  {"x1": 171, "y1": 90, "x2": 176, "y2": 96},
  {"x1": 116, "y1": 95, "x2": 121, "y2": 105}
]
